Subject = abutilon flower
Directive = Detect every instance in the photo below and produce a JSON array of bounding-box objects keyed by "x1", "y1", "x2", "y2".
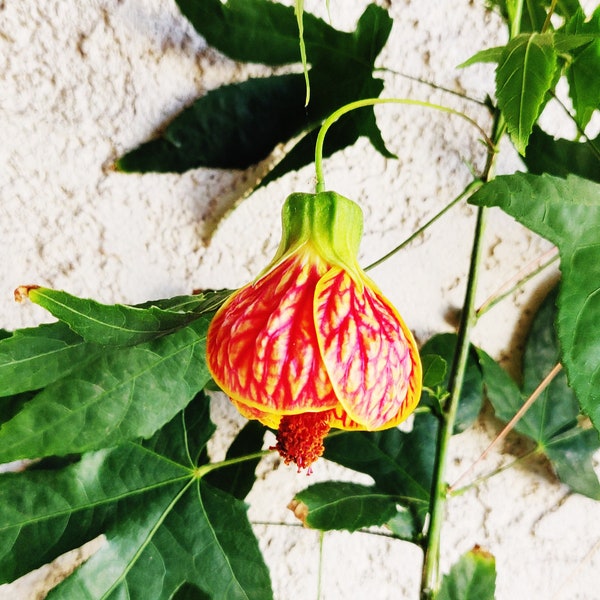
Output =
[{"x1": 207, "y1": 191, "x2": 422, "y2": 470}]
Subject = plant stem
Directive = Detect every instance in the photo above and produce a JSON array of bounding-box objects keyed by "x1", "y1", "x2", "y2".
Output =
[
  {"x1": 448, "y1": 447, "x2": 541, "y2": 497},
  {"x1": 475, "y1": 247, "x2": 559, "y2": 318},
  {"x1": 314, "y1": 98, "x2": 494, "y2": 193},
  {"x1": 420, "y1": 203, "x2": 489, "y2": 599},
  {"x1": 193, "y1": 450, "x2": 270, "y2": 478},
  {"x1": 374, "y1": 67, "x2": 490, "y2": 106},
  {"x1": 365, "y1": 179, "x2": 483, "y2": 272},
  {"x1": 419, "y1": 111, "x2": 505, "y2": 599}
]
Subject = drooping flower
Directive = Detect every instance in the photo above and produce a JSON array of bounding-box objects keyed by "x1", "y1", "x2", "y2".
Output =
[{"x1": 207, "y1": 191, "x2": 422, "y2": 470}]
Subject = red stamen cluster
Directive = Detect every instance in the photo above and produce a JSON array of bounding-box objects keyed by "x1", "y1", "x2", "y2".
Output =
[{"x1": 275, "y1": 411, "x2": 332, "y2": 472}]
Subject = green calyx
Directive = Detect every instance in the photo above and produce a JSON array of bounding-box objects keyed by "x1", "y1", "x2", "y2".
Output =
[{"x1": 270, "y1": 191, "x2": 365, "y2": 279}]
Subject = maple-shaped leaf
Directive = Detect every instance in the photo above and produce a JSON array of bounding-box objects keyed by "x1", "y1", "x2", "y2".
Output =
[
  {"x1": 116, "y1": 1, "x2": 393, "y2": 180},
  {"x1": 477, "y1": 285, "x2": 600, "y2": 500},
  {"x1": 0, "y1": 287, "x2": 230, "y2": 462},
  {"x1": 0, "y1": 393, "x2": 272, "y2": 599},
  {"x1": 470, "y1": 173, "x2": 600, "y2": 434}
]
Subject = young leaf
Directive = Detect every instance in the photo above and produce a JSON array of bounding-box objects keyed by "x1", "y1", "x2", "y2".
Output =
[
  {"x1": 324, "y1": 413, "x2": 438, "y2": 532},
  {"x1": 420, "y1": 333, "x2": 484, "y2": 433},
  {"x1": 495, "y1": 33, "x2": 558, "y2": 154},
  {"x1": 292, "y1": 481, "x2": 398, "y2": 532},
  {"x1": 1, "y1": 396, "x2": 273, "y2": 599},
  {"x1": 476, "y1": 286, "x2": 600, "y2": 500},
  {"x1": 0, "y1": 322, "x2": 101, "y2": 397},
  {"x1": 458, "y1": 46, "x2": 504, "y2": 68},
  {"x1": 438, "y1": 547, "x2": 496, "y2": 600},
  {"x1": 470, "y1": 173, "x2": 600, "y2": 435},
  {"x1": 524, "y1": 127, "x2": 600, "y2": 183},
  {"x1": 0, "y1": 317, "x2": 212, "y2": 462},
  {"x1": 564, "y1": 8, "x2": 600, "y2": 130},
  {"x1": 20, "y1": 286, "x2": 223, "y2": 347},
  {"x1": 421, "y1": 354, "x2": 448, "y2": 389}
]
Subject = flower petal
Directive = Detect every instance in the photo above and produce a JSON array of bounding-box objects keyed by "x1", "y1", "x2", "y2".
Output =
[
  {"x1": 315, "y1": 268, "x2": 421, "y2": 430},
  {"x1": 207, "y1": 252, "x2": 340, "y2": 415}
]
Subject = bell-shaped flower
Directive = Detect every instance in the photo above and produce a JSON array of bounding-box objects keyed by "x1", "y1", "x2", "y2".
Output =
[{"x1": 207, "y1": 191, "x2": 422, "y2": 470}]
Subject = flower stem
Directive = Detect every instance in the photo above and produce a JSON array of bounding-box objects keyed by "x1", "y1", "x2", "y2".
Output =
[{"x1": 314, "y1": 98, "x2": 494, "y2": 194}]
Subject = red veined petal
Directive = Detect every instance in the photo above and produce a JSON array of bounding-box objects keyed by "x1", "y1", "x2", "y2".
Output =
[
  {"x1": 315, "y1": 268, "x2": 421, "y2": 430},
  {"x1": 207, "y1": 251, "x2": 340, "y2": 415}
]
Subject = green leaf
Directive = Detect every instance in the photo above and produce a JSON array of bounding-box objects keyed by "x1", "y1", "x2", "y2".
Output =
[
  {"x1": 495, "y1": 33, "x2": 558, "y2": 154},
  {"x1": 0, "y1": 318, "x2": 212, "y2": 462},
  {"x1": 23, "y1": 287, "x2": 224, "y2": 347},
  {"x1": 117, "y1": 74, "x2": 308, "y2": 172},
  {"x1": 117, "y1": 3, "x2": 393, "y2": 179},
  {"x1": 421, "y1": 354, "x2": 447, "y2": 389},
  {"x1": 438, "y1": 547, "x2": 496, "y2": 600},
  {"x1": 420, "y1": 334, "x2": 484, "y2": 433},
  {"x1": 470, "y1": 173, "x2": 600, "y2": 435},
  {"x1": 458, "y1": 46, "x2": 504, "y2": 68},
  {"x1": 553, "y1": 32, "x2": 599, "y2": 53},
  {"x1": 1, "y1": 395, "x2": 273, "y2": 598},
  {"x1": 0, "y1": 322, "x2": 101, "y2": 398},
  {"x1": 175, "y1": 0, "x2": 345, "y2": 66},
  {"x1": 293, "y1": 481, "x2": 398, "y2": 532},
  {"x1": 324, "y1": 413, "x2": 438, "y2": 533},
  {"x1": 476, "y1": 285, "x2": 600, "y2": 499},
  {"x1": 564, "y1": 8, "x2": 600, "y2": 130},
  {"x1": 524, "y1": 127, "x2": 600, "y2": 183}
]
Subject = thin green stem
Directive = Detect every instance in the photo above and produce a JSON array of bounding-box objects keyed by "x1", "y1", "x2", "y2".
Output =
[
  {"x1": 551, "y1": 91, "x2": 600, "y2": 161},
  {"x1": 541, "y1": 0, "x2": 558, "y2": 33},
  {"x1": 317, "y1": 530, "x2": 325, "y2": 600},
  {"x1": 365, "y1": 179, "x2": 483, "y2": 272},
  {"x1": 476, "y1": 247, "x2": 559, "y2": 318},
  {"x1": 193, "y1": 450, "x2": 271, "y2": 478},
  {"x1": 510, "y1": 0, "x2": 524, "y2": 38},
  {"x1": 449, "y1": 447, "x2": 541, "y2": 497},
  {"x1": 375, "y1": 67, "x2": 489, "y2": 107},
  {"x1": 420, "y1": 111, "x2": 506, "y2": 600},
  {"x1": 294, "y1": 0, "x2": 310, "y2": 106},
  {"x1": 420, "y1": 205, "x2": 489, "y2": 599},
  {"x1": 314, "y1": 98, "x2": 494, "y2": 193}
]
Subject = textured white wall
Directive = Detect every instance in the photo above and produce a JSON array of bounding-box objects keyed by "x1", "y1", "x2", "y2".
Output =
[{"x1": 1, "y1": 1, "x2": 599, "y2": 599}]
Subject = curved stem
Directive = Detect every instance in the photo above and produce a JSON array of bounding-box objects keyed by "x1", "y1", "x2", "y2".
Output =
[{"x1": 314, "y1": 98, "x2": 494, "y2": 193}]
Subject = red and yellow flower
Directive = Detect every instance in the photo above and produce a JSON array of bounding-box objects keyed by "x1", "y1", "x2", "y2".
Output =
[{"x1": 207, "y1": 191, "x2": 421, "y2": 470}]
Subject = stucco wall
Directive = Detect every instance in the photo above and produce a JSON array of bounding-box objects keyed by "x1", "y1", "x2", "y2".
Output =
[{"x1": 1, "y1": 1, "x2": 599, "y2": 598}]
